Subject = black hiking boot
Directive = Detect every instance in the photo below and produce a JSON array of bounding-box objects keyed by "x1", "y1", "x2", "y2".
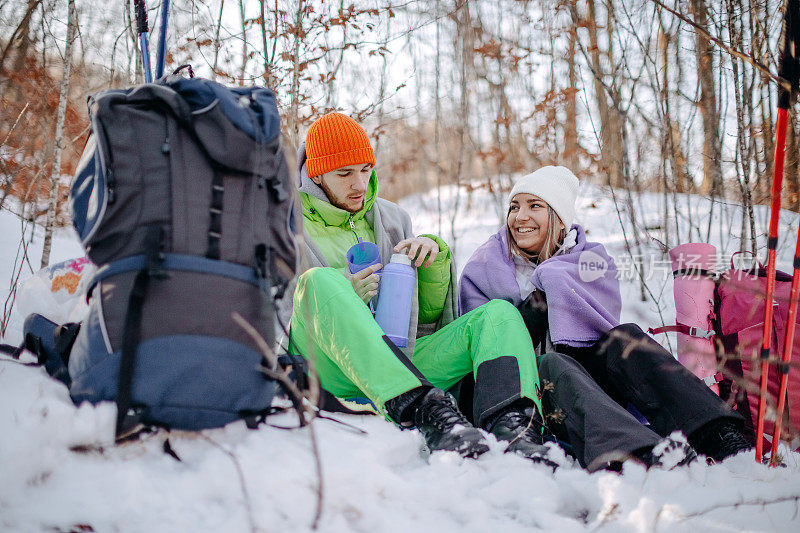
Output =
[
  {"x1": 487, "y1": 404, "x2": 559, "y2": 469},
  {"x1": 688, "y1": 418, "x2": 753, "y2": 463},
  {"x1": 634, "y1": 434, "x2": 698, "y2": 470},
  {"x1": 386, "y1": 387, "x2": 490, "y2": 458},
  {"x1": 385, "y1": 386, "x2": 430, "y2": 424},
  {"x1": 401, "y1": 388, "x2": 490, "y2": 458}
]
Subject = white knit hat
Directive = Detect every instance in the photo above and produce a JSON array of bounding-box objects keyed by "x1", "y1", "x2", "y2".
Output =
[{"x1": 507, "y1": 166, "x2": 580, "y2": 228}]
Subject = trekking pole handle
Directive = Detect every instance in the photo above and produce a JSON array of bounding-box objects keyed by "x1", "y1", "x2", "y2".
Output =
[{"x1": 134, "y1": 0, "x2": 149, "y2": 35}]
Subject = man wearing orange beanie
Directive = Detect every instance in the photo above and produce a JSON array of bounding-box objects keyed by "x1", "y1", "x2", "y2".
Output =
[{"x1": 284, "y1": 113, "x2": 554, "y2": 465}]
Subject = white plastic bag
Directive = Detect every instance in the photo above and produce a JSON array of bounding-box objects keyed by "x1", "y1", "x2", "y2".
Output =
[{"x1": 15, "y1": 257, "x2": 96, "y2": 325}]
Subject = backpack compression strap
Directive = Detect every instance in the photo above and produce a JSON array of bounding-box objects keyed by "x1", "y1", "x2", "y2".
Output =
[
  {"x1": 115, "y1": 226, "x2": 166, "y2": 440},
  {"x1": 647, "y1": 323, "x2": 723, "y2": 387},
  {"x1": 648, "y1": 323, "x2": 715, "y2": 340}
]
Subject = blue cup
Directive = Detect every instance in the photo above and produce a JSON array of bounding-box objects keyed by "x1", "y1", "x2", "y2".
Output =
[{"x1": 346, "y1": 241, "x2": 382, "y2": 275}]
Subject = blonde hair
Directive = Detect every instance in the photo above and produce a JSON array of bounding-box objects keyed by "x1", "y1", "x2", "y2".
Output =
[{"x1": 507, "y1": 205, "x2": 567, "y2": 264}]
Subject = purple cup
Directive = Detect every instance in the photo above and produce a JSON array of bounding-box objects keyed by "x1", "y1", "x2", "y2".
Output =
[{"x1": 346, "y1": 241, "x2": 382, "y2": 276}]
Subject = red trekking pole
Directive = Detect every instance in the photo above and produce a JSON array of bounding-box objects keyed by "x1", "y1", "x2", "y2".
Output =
[
  {"x1": 768, "y1": 0, "x2": 800, "y2": 466},
  {"x1": 755, "y1": 0, "x2": 800, "y2": 463}
]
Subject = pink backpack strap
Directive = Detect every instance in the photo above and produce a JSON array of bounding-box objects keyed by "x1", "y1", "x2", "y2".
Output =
[{"x1": 649, "y1": 323, "x2": 714, "y2": 340}]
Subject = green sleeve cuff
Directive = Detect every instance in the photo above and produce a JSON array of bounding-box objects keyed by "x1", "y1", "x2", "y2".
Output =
[{"x1": 417, "y1": 234, "x2": 452, "y2": 324}]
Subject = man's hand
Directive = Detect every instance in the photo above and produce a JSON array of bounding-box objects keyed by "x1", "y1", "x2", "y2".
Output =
[
  {"x1": 394, "y1": 236, "x2": 439, "y2": 268},
  {"x1": 347, "y1": 262, "x2": 382, "y2": 304}
]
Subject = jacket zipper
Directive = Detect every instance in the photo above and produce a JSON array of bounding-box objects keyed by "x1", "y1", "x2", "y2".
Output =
[{"x1": 348, "y1": 214, "x2": 359, "y2": 243}]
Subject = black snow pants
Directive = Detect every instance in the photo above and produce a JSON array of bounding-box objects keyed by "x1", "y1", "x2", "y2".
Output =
[
  {"x1": 537, "y1": 351, "x2": 661, "y2": 471},
  {"x1": 555, "y1": 323, "x2": 742, "y2": 444}
]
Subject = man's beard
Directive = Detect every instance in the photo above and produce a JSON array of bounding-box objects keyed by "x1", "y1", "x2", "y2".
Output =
[{"x1": 318, "y1": 179, "x2": 364, "y2": 213}]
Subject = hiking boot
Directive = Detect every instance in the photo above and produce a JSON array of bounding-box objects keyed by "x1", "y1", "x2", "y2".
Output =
[
  {"x1": 389, "y1": 387, "x2": 490, "y2": 458},
  {"x1": 385, "y1": 386, "x2": 430, "y2": 424},
  {"x1": 688, "y1": 418, "x2": 753, "y2": 463},
  {"x1": 635, "y1": 433, "x2": 698, "y2": 470},
  {"x1": 487, "y1": 404, "x2": 559, "y2": 469}
]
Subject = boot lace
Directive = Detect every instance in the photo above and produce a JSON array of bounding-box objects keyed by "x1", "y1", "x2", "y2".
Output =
[
  {"x1": 496, "y1": 408, "x2": 545, "y2": 445},
  {"x1": 415, "y1": 392, "x2": 468, "y2": 431}
]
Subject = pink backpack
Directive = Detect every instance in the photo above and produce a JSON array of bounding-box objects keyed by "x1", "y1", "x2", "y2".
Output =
[{"x1": 651, "y1": 244, "x2": 800, "y2": 451}]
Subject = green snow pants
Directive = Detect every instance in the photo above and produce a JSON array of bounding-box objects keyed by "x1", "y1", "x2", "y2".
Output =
[{"x1": 289, "y1": 267, "x2": 541, "y2": 426}]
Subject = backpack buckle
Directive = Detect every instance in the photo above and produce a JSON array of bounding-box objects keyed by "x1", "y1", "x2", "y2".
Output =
[{"x1": 689, "y1": 326, "x2": 714, "y2": 339}]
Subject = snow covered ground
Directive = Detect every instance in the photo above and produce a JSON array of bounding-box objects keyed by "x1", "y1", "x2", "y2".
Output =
[{"x1": 2, "y1": 186, "x2": 800, "y2": 533}]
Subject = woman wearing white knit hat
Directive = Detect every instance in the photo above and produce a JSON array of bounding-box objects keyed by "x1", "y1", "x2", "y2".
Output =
[
  {"x1": 457, "y1": 167, "x2": 753, "y2": 471},
  {"x1": 504, "y1": 165, "x2": 580, "y2": 263}
]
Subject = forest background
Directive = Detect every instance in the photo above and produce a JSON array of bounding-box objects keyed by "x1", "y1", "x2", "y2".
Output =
[{"x1": 0, "y1": 0, "x2": 795, "y2": 274}]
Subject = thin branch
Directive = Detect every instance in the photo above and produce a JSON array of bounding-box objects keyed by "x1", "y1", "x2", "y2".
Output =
[
  {"x1": 675, "y1": 494, "x2": 800, "y2": 521},
  {"x1": 650, "y1": 0, "x2": 791, "y2": 92},
  {"x1": 231, "y1": 311, "x2": 324, "y2": 529},
  {"x1": 0, "y1": 102, "x2": 30, "y2": 148},
  {"x1": 201, "y1": 435, "x2": 258, "y2": 533}
]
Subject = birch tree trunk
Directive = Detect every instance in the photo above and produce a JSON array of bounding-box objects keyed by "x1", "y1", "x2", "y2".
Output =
[{"x1": 41, "y1": 0, "x2": 77, "y2": 268}]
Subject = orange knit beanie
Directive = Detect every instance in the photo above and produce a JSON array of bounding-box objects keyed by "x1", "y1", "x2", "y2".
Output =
[{"x1": 305, "y1": 113, "x2": 375, "y2": 178}]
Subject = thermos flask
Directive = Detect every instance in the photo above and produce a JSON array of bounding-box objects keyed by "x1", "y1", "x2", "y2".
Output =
[{"x1": 374, "y1": 253, "x2": 415, "y2": 347}]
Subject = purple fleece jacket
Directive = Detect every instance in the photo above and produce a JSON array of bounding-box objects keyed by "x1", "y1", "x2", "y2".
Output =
[{"x1": 459, "y1": 225, "x2": 621, "y2": 347}]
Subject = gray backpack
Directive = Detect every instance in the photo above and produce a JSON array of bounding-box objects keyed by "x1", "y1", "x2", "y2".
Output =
[{"x1": 67, "y1": 76, "x2": 300, "y2": 435}]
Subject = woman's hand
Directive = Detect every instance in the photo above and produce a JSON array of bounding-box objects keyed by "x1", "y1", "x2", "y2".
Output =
[
  {"x1": 394, "y1": 236, "x2": 439, "y2": 267},
  {"x1": 348, "y1": 263, "x2": 382, "y2": 304}
]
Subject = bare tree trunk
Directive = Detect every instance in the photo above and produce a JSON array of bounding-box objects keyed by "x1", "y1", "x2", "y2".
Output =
[
  {"x1": 0, "y1": 0, "x2": 42, "y2": 80},
  {"x1": 323, "y1": 0, "x2": 346, "y2": 111},
  {"x1": 435, "y1": 0, "x2": 442, "y2": 236},
  {"x1": 0, "y1": 103, "x2": 30, "y2": 211},
  {"x1": 289, "y1": 0, "x2": 304, "y2": 149},
  {"x1": 449, "y1": 0, "x2": 473, "y2": 255},
  {"x1": 259, "y1": 0, "x2": 278, "y2": 87},
  {"x1": 374, "y1": 11, "x2": 391, "y2": 155},
  {"x1": 212, "y1": 0, "x2": 225, "y2": 82},
  {"x1": 238, "y1": 0, "x2": 248, "y2": 85},
  {"x1": 564, "y1": 16, "x2": 579, "y2": 170},
  {"x1": 412, "y1": 39, "x2": 426, "y2": 193},
  {"x1": 726, "y1": 0, "x2": 758, "y2": 253},
  {"x1": 786, "y1": 109, "x2": 800, "y2": 210},
  {"x1": 259, "y1": 0, "x2": 268, "y2": 85},
  {"x1": 12, "y1": 0, "x2": 38, "y2": 75},
  {"x1": 660, "y1": 25, "x2": 689, "y2": 195},
  {"x1": 690, "y1": 0, "x2": 724, "y2": 198},
  {"x1": 753, "y1": 0, "x2": 774, "y2": 206},
  {"x1": 657, "y1": 21, "x2": 672, "y2": 249},
  {"x1": 579, "y1": 0, "x2": 624, "y2": 187},
  {"x1": 41, "y1": 0, "x2": 77, "y2": 268},
  {"x1": 657, "y1": 18, "x2": 687, "y2": 246}
]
